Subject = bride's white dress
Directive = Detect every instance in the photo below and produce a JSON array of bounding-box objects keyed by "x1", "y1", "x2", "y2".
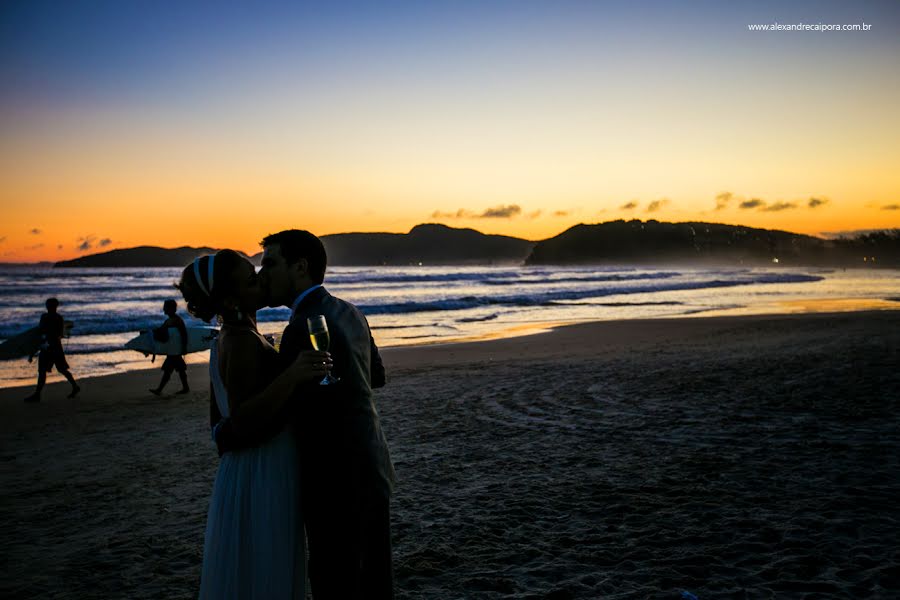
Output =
[{"x1": 198, "y1": 342, "x2": 306, "y2": 599}]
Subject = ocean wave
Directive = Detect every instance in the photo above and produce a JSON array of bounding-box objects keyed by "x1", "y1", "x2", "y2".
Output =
[
  {"x1": 329, "y1": 267, "x2": 646, "y2": 286},
  {"x1": 480, "y1": 271, "x2": 681, "y2": 286},
  {"x1": 457, "y1": 313, "x2": 500, "y2": 323},
  {"x1": 0, "y1": 271, "x2": 824, "y2": 339},
  {"x1": 569, "y1": 300, "x2": 685, "y2": 307},
  {"x1": 0, "y1": 269, "x2": 824, "y2": 339},
  {"x1": 355, "y1": 274, "x2": 825, "y2": 316}
]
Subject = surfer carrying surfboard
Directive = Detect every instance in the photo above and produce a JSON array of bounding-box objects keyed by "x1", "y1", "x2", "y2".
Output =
[
  {"x1": 149, "y1": 299, "x2": 190, "y2": 396},
  {"x1": 24, "y1": 297, "x2": 80, "y2": 403}
]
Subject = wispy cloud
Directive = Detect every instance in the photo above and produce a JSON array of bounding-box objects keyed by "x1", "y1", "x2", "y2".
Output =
[
  {"x1": 620, "y1": 201, "x2": 638, "y2": 210},
  {"x1": 719, "y1": 193, "x2": 830, "y2": 212},
  {"x1": 26, "y1": 243, "x2": 45, "y2": 250},
  {"x1": 553, "y1": 210, "x2": 569, "y2": 217},
  {"x1": 431, "y1": 204, "x2": 523, "y2": 219},
  {"x1": 762, "y1": 201, "x2": 797, "y2": 212},
  {"x1": 30, "y1": 228, "x2": 42, "y2": 235},
  {"x1": 526, "y1": 210, "x2": 543, "y2": 219},
  {"x1": 739, "y1": 199, "x2": 765, "y2": 210},
  {"x1": 99, "y1": 238, "x2": 112, "y2": 247},
  {"x1": 480, "y1": 204, "x2": 521, "y2": 218},
  {"x1": 0, "y1": 236, "x2": 6, "y2": 244},
  {"x1": 57, "y1": 244, "x2": 64, "y2": 250},
  {"x1": 646, "y1": 198, "x2": 670, "y2": 213},
  {"x1": 882, "y1": 204, "x2": 900, "y2": 211},
  {"x1": 77, "y1": 235, "x2": 96, "y2": 251},
  {"x1": 431, "y1": 209, "x2": 473, "y2": 219},
  {"x1": 715, "y1": 191, "x2": 733, "y2": 211}
]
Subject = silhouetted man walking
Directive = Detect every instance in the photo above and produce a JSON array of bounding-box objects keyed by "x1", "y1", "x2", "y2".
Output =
[
  {"x1": 149, "y1": 299, "x2": 190, "y2": 396},
  {"x1": 24, "y1": 297, "x2": 79, "y2": 402}
]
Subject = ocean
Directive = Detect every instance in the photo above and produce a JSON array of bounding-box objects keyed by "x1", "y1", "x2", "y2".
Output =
[{"x1": 1, "y1": 265, "x2": 898, "y2": 388}]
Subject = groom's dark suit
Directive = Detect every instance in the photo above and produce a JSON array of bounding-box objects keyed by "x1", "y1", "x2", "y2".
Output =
[{"x1": 279, "y1": 286, "x2": 395, "y2": 599}]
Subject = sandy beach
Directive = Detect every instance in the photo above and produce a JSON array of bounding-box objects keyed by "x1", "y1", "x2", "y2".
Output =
[{"x1": 2, "y1": 310, "x2": 899, "y2": 599}]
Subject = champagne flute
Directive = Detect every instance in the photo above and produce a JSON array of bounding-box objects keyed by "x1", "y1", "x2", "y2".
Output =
[{"x1": 307, "y1": 315, "x2": 338, "y2": 385}]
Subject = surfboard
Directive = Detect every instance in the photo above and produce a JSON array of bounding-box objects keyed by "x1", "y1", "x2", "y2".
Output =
[
  {"x1": 0, "y1": 321, "x2": 74, "y2": 361},
  {"x1": 124, "y1": 326, "x2": 218, "y2": 356}
]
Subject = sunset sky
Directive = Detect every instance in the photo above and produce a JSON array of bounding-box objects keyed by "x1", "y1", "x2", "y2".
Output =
[{"x1": 2, "y1": 0, "x2": 899, "y2": 261}]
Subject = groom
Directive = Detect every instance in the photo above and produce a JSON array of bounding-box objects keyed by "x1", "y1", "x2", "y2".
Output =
[{"x1": 217, "y1": 229, "x2": 395, "y2": 599}]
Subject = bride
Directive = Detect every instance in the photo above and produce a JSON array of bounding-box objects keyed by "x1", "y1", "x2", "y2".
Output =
[{"x1": 179, "y1": 250, "x2": 331, "y2": 599}]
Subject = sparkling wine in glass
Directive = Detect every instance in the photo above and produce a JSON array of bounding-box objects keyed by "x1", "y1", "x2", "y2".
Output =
[{"x1": 307, "y1": 315, "x2": 338, "y2": 385}]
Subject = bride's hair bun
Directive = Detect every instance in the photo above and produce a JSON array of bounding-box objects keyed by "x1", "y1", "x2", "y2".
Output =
[{"x1": 176, "y1": 250, "x2": 243, "y2": 323}]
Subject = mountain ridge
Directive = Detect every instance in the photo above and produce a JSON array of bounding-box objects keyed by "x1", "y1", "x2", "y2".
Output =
[{"x1": 50, "y1": 221, "x2": 900, "y2": 268}]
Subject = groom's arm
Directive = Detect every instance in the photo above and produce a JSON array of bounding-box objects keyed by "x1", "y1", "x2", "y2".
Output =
[{"x1": 370, "y1": 334, "x2": 386, "y2": 389}]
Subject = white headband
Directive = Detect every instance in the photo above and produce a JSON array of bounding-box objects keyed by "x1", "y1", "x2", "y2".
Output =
[{"x1": 192, "y1": 255, "x2": 215, "y2": 297}]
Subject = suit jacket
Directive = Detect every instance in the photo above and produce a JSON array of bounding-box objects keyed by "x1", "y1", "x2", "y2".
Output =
[{"x1": 279, "y1": 286, "x2": 395, "y2": 498}]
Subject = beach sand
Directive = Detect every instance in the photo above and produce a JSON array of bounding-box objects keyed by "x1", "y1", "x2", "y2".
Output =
[{"x1": 2, "y1": 311, "x2": 899, "y2": 599}]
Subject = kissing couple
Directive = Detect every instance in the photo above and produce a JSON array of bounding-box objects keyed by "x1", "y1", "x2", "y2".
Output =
[{"x1": 178, "y1": 229, "x2": 395, "y2": 599}]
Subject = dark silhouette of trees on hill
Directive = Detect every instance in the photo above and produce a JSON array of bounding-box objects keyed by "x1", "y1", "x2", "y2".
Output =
[{"x1": 526, "y1": 220, "x2": 900, "y2": 267}]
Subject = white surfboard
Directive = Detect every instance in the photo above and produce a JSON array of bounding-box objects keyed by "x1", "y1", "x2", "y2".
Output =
[
  {"x1": 124, "y1": 326, "x2": 218, "y2": 356},
  {"x1": 0, "y1": 321, "x2": 74, "y2": 360}
]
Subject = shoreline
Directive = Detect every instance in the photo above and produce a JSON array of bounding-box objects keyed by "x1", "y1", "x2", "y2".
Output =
[{"x1": 2, "y1": 305, "x2": 897, "y2": 397}]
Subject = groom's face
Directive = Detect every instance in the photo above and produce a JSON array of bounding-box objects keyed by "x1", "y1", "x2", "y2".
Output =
[{"x1": 259, "y1": 243, "x2": 298, "y2": 308}]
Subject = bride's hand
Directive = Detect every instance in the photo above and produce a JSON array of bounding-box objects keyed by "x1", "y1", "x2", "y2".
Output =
[{"x1": 291, "y1": 350, "x2": 332, "y2": 383}]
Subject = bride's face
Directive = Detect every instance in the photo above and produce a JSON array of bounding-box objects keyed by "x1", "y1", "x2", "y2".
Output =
[{"x1": 226, "y1": 258, "x2": 265, "y2": 312}]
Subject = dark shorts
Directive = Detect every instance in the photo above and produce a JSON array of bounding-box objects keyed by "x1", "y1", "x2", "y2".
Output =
[
  {"x1": 161, "y1": 355, "x2": 187, "y2": 373},
  {"x1": 38, "y1": 347, "x2": 69, "y2": 373}
]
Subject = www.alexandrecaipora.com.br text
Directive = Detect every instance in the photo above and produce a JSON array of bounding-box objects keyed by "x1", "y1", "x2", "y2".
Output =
[{"x1": 748, "y1": 22, "x2": 871, "y2": 32}]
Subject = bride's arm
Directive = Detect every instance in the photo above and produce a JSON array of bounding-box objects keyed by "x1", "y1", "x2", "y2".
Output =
[{"x1": 220, "y1": 330, "x2": 330, "y2": 438}]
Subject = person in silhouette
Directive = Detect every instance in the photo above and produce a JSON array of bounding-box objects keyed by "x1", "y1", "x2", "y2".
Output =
[
  {"x1": 179, "y1": 250, "x2": 331, "y2": 598},
  {"x1": 149, "y1": 299, "x2": 190, "y2": 396},
  {"x1": 215, "y1": 230, "x2": 395, "y2": 599},
  {"x1": 24, "y1": 297, "x2": 79, "y2": 402}
]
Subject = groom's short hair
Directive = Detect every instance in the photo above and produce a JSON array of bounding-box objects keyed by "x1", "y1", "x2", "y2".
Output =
[{"x1": 261, "y1": 229, "x2": 327, "y2": 284}]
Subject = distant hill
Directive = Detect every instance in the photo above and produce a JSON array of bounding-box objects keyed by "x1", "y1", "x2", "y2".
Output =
[
  {"x1": 55, "y1": 246, "x2": 222, "y2": 268},
  {"x1": 55, "y1": 225, "x2": 535, "y2": 268},
  {"x1": 319, "y1": 224, "x2": 534, "y2": 265},
  {"x1": 52, "y1": 222, "x2": 900, "y2": 268},
  {"x1": 526, "y1": 220, "x2": 900, "y2": 267}
]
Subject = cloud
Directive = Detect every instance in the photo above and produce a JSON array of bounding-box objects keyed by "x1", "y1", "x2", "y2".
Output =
[
  {"x1": 808, "y1": 197, "x2": 829, "y2": 209},
  {"x1": 526, "y1": 210, "x2": 543, "y2": 219},
  {"x1": 99, "y1": 238, "x2": 112, "y2": 247},
  {"x1": 0, "y1": 236, "x2": 6, "y2": 244},
  {"x1": 77, "y1": 235, "x2": 97, "y2": 251},
  {"x1": 762, "y1": 201, "x2": 798, "y2": 212},
  {"x1": 57, "y1": 244, "x2": 64, "y2": 250},
  {"x1": 620, "y1": 201, "x2": 638, "y2": 210},
  {"x1": 431, "y1": 205, "x2": 522, "y2": 219},
  {"x1": 30, "y1": 228, "x2": 42, "y2": 235},
  {"x1": 715, "y1": 191, "x2": 733, "y2": 211},
  {"x1": 882, "y1": 204, "x2": 900, "y2": 211},
  {"x1": 739, "y1": 199, "x2": 765, "y2": 210},
  {"x1": 480, "y1": 204, "x2": 521, "y2": 218},
  {"x1": 26, "y1": 243, "x2": 45, "y2": 250},
  {"x1": 431, "y1": 209, "x2": 473, "y2": 219},
  {"x1": 646, "y1": 198, "x2": 670, "y2": 213},
  {"x1": 553, "y1": 210, "x2": 569, "y2": 217}
]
